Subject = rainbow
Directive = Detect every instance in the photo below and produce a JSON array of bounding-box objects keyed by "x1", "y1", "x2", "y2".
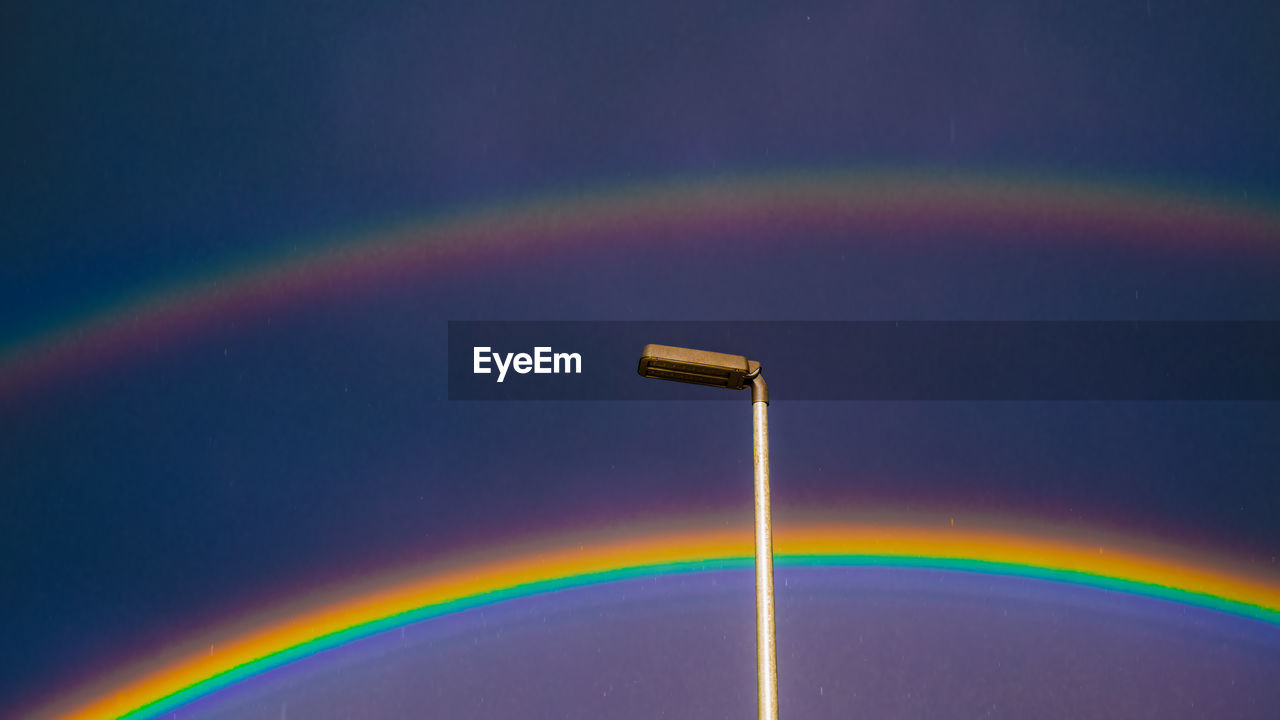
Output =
[
  {"x1": 38, "y1": 510, "x2": 1280, "y2": 720},
  {"x1": 3, "y1": 170, "x2": 1278, "y2": 399}
]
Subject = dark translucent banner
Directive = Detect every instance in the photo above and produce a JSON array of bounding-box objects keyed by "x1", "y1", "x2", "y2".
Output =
[{"x1": 447, "y1": 321, "x2": 1279, "y2": 401}]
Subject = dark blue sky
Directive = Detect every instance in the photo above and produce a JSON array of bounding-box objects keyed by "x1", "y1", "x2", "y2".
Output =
[
  {"x1": 3, "y1": 2, "x2": 1279, "y2": 715},
  {"x1": 5, "y1": 1, "x2": 1278, "y2": 335}
]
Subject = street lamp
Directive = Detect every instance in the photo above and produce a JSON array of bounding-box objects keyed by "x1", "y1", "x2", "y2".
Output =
[{"x1": 637, "y1": 344, "x2": 778, "y2": 720}]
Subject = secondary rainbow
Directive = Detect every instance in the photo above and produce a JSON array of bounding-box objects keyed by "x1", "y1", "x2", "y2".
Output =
[
  {"x1": 40, "y1": 512, "x2": 1280, "y2": 719},
  {"x1": 2, "y1": 169, "x2": 1278, "y2": 398}
]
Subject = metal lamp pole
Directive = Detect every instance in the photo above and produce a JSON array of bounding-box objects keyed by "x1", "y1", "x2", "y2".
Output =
[
  {"x1": 638, "y1": 345, "x2": 778, "y2": 720},
  {"x1": 748, "y1": 367, "x2": 777, "y2": 720}
]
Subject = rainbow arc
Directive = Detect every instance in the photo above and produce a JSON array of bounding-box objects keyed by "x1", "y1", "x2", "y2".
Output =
[{"x1": 41, "y1": 514, "x2": 1280, "y2": 719}]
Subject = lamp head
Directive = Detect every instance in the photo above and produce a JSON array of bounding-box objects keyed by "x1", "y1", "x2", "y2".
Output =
[{"x1": 637, "y1": 344, "x2": 761, "y2": 391}]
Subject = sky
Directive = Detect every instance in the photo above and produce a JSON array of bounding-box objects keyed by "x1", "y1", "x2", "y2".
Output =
[{"x1": 2, "y1": 2, "x2": 1279, "y2": 716}]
